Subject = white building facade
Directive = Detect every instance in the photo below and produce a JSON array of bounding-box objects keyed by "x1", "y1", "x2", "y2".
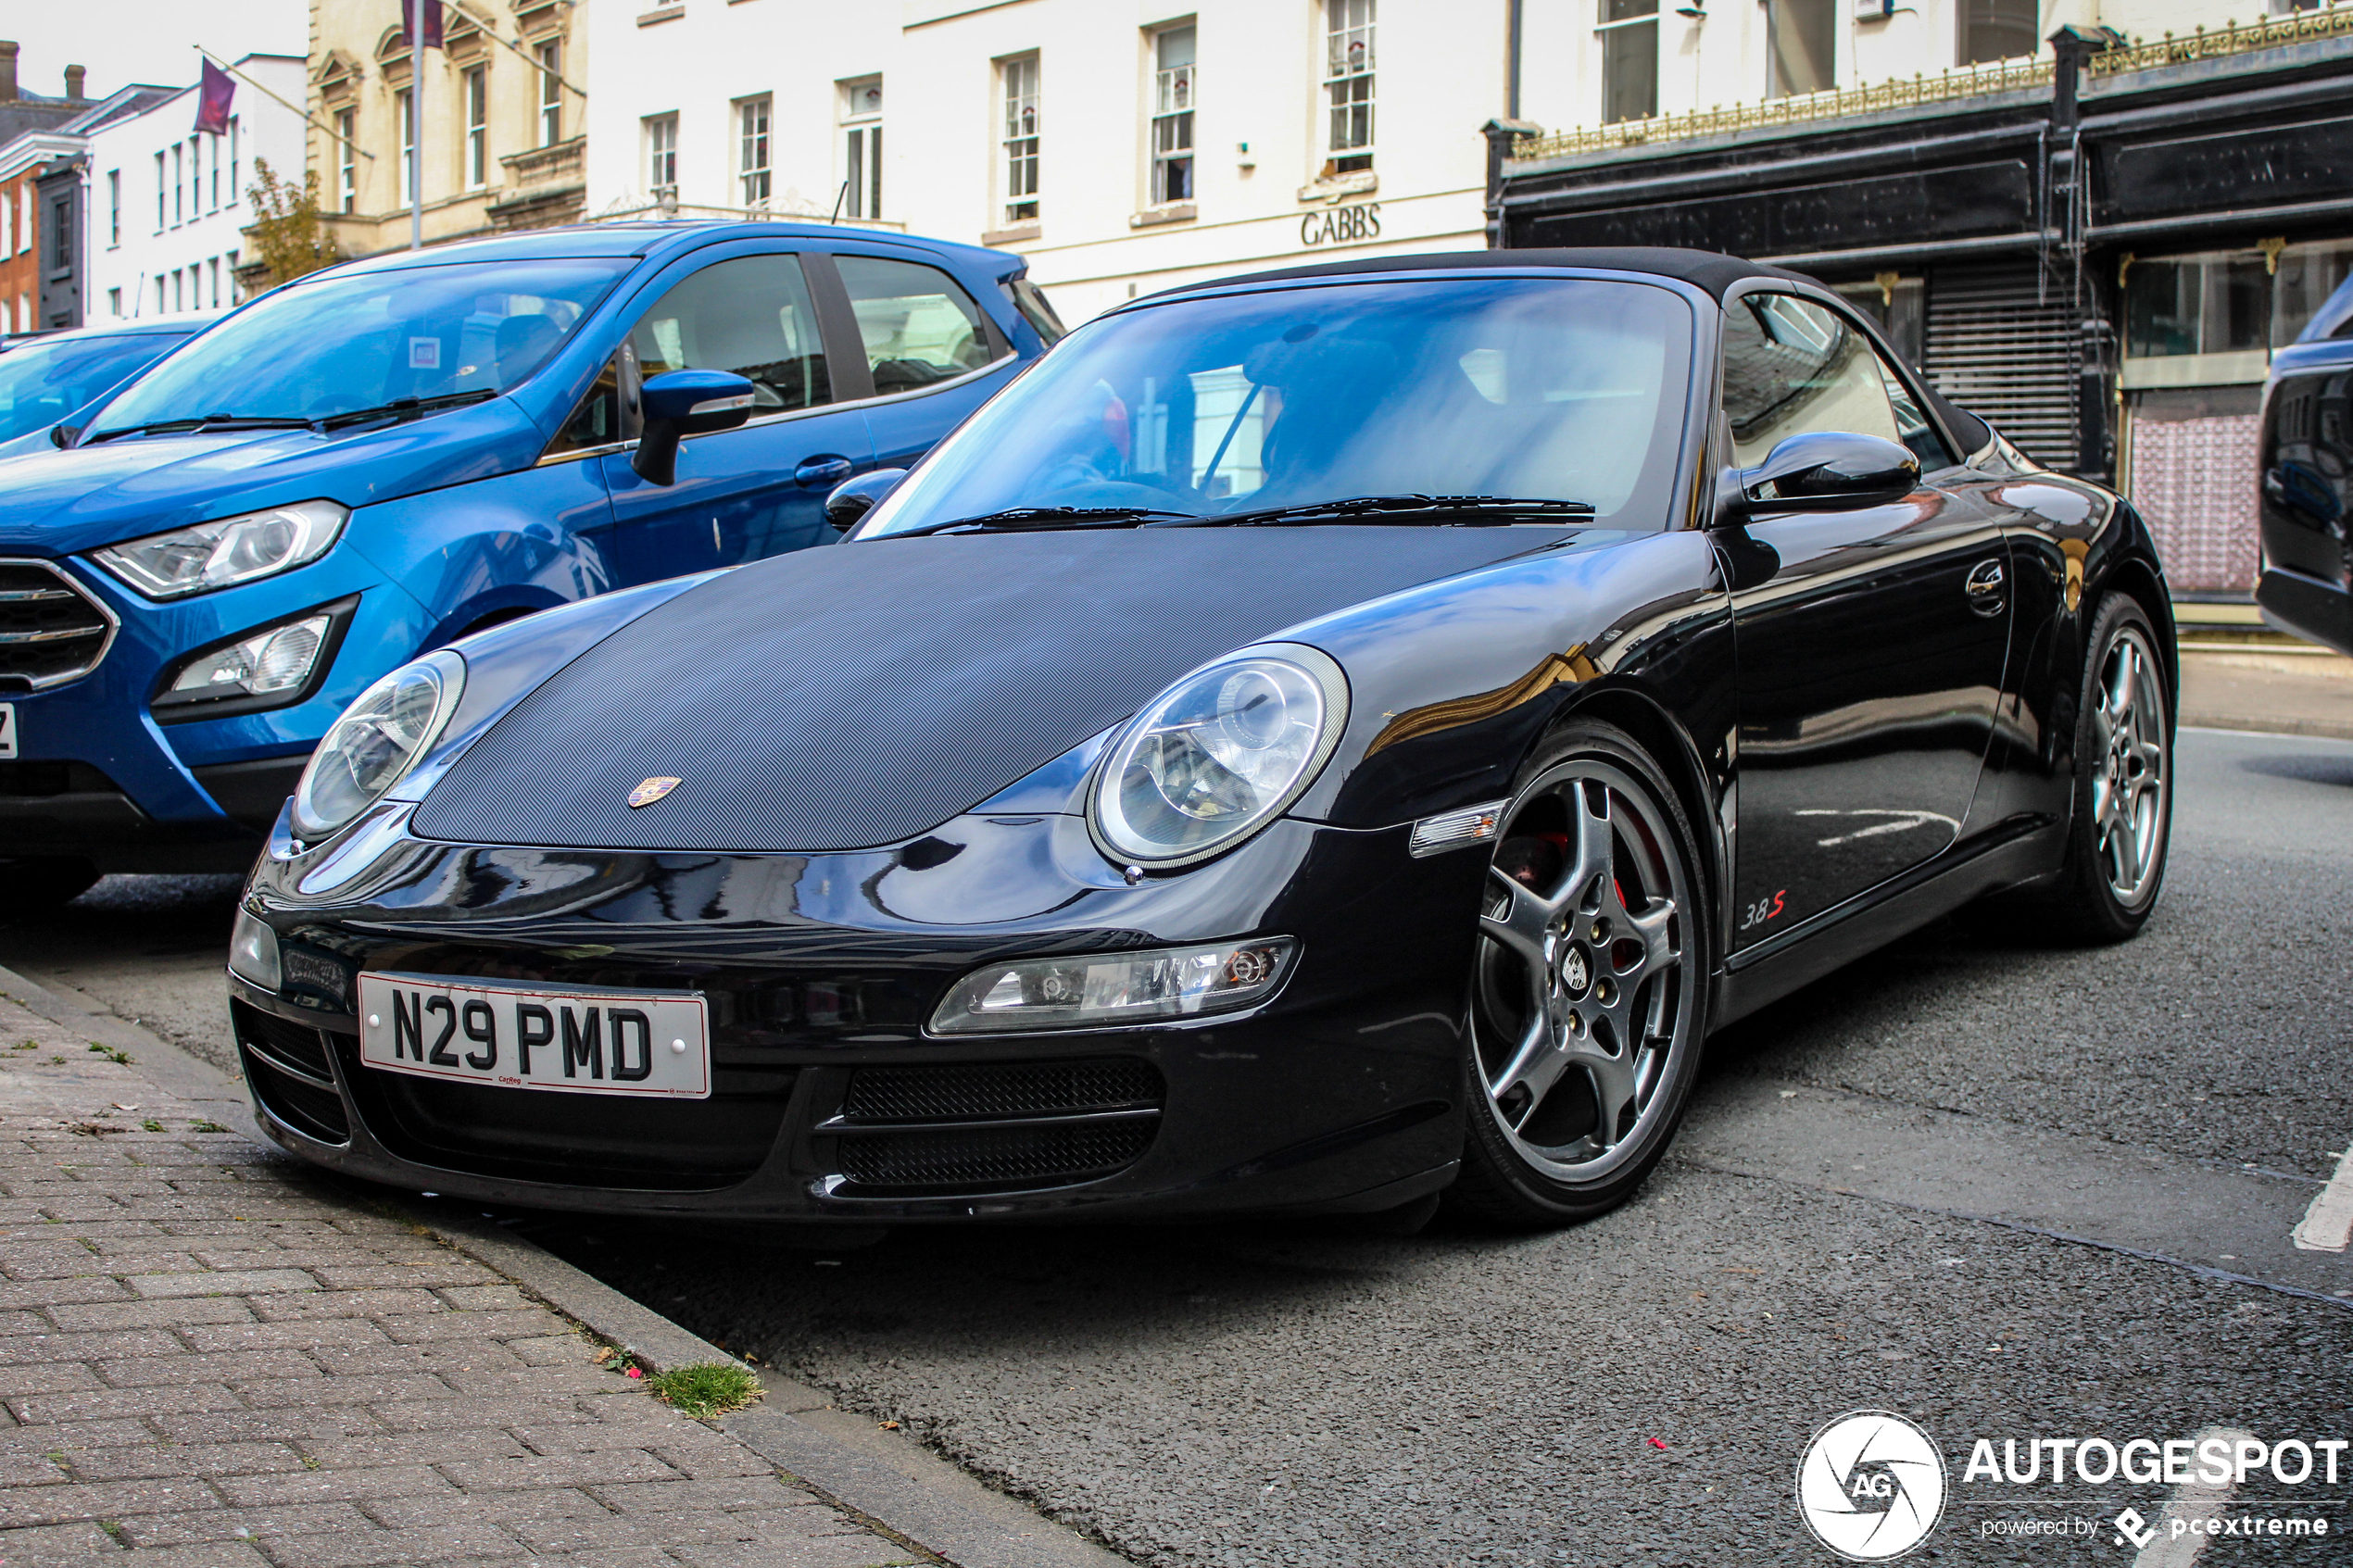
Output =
[
  {"x1": 582, "y1": 0, "x2": 1512, "y2": 324},
  {"x1": 83, "y1": 54, "x2": 305, "y2": 322}
]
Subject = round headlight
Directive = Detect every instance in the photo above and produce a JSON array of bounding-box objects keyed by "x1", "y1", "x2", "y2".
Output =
[
  {"x1": 291, "y1": 650, "x2": 466, "y2": 842},
  {"x1": 1089, "y1": 643, "x2": 1348, "y2": 870}
]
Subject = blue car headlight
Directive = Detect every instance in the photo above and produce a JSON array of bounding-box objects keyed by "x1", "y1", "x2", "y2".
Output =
[
  {"x1": 1088, "y1": 642, "x2": 1348, "y2": 870},
  {"x1": 291, "y1": 649, "x2": 465, "y2": 842},
  {"x1": 90, "y1": 499, "x2": 347, "y2": 600}
]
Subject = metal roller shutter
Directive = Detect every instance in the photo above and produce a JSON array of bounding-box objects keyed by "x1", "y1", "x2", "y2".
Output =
[{"x1": 1922, "y1": 263, "x2": 2081, "y2": 470}]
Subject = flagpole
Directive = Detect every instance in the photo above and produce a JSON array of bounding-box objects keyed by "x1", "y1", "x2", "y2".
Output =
[{"x1": 409, "y1": 0, "x2": 423, "y2": 250}]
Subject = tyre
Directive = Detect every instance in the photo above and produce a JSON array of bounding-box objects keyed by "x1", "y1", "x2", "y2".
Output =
[
  {"x1": 1, "y1": 857, "x2": 100, "y2": 915},
  {"x1": 1447, "y1": 720, "x2": 1710, "y2": 1227},
  {"x1": 1996, "y1": 593, "x2": 2173, "y2": 944}
]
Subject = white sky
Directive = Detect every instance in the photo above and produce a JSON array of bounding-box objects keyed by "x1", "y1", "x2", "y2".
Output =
[{"x1": 6, "y1": 1, "x2": 308, "y2": 102}]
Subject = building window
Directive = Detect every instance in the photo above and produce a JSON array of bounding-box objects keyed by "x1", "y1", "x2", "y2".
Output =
[
  {"x1": 839, "y1": 78, "x2": 881, "y2": 220},
  {"x1": 737, "y1": 96, "x2": 773, "y2": 207},
  {"x1": 1767, "y1": 0, "x2": 1836, "y2": 96},
  {"x1": 107, "y1": 169, "x2": 120, "y2": 246},
  {"x1": 646, "y1": 113, "x2": 678, "y2": 198},
  {"x1": 209, "y1": 256, "x2": 221, "y2": 308},
  {"x1": 1000, "y1": 55, "x2": 1040, "y2": 226},
  {"x1": 227, "y1": 248, "x2": 240, "y2": 302},
  {"x1": 1598, "y1": 0, "x2": 1659, "y2": 125},
  {"x1": 1150, "y1": 25, "x2": 1194, "y2": 206},
  {"x1": 189, "y1": 137, "x2": 201, "y2": 216},
  {"x1": 229, "y1": 118, "x2": 240, "y2": 204},
  {"x1": 463, "y1": 67, "x2": 489, "y2": 188},
  {"x1": 171, "y1": 270, "x2": 182, "y2": 313},
  {"x1": 154, "y1": 152, "x2": 165, "y2": 231},
  {"x1": 398, "y1": 88, "x2": 416, "y2": 198},
  {"x1": 154, "y1": 278, "x2": 164, "y2": 315},
  {"x1": 537, "y1": 42, "x2": 563, "y2": 146},
  {"x1": 336, "y1": 110, "x2": 358, "y2": 212},
  {"x1": 107, "y1": 287, "x2": 121, "y2": 317},
  {"x1": 1324, "y1": 0, "x2": 1374, "y2": 173},
  {"x1": 1959, "y1": 0, "x2": 2039, "y2": 64},
  {"x1": 208, "y1": 135, "x2": 220, "y2": 209},
  {"x1": 171, "y1": 143, "x2": 183, "y2": 225},
  {"x1": 50, "y1": 198, "x2": 69, "y2": 270}
]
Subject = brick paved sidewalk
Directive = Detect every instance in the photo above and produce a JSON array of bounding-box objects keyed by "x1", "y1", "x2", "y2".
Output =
[{"x1": 0, "y1": 991, "x2": 917, "y2": 1568}]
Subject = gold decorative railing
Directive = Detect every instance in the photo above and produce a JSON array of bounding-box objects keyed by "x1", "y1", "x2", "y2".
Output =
[
  {"x1": 2083, "y1": 3, "x2": 2353, "y2": 76},
  {"x1": 1506, "y1": 0, "x2": 2353, "y2": 166}
]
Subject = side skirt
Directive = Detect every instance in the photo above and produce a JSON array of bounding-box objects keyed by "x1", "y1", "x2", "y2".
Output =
[{"x1": 1708, "y1": 814, "x2": 2065, "y2": 1031}]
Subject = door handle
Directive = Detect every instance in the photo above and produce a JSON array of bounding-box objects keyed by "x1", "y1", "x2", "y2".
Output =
[
  {"x1": 794, "y1": 456, "x2": 855, "y2": 489},
  {"x1": 1963, "y1": 558, "x2": 2006, "y2": 616}
]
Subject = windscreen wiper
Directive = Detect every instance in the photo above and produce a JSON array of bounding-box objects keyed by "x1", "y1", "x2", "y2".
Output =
[
  {"x1": 313, "y1": 387, "x2": 499, "y2": 433},
  {"x1": 891, "y1": 505, "x2": 1198, "y2": 537},
  {"x1": 83, "y1": 415, "x2": 321, "y2": 445},
  {"x1": 1160, "y1": 495, "x2": 1598, "y2": 527}
]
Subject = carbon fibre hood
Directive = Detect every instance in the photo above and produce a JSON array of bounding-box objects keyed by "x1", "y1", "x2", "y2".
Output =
[{"x1": 410, "y1": 525, "x2": 1580, "y2": 852}]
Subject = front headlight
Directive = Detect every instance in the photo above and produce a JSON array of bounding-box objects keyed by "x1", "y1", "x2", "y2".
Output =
[
  {"x1": 154, "y1": 608, "x2": 341, "y2": 717},
  {"x1": 291, "y1": 649, "x2": 465, "y2": 841},
  {"x1": 92, "y1": 499, "x2": 346, "y2": 600},
  {"x1": 1089, "y1": 643, "x2": 1348, "y2": 869}
]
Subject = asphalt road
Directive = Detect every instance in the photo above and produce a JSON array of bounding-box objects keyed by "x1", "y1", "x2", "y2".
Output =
[{"x1": 6, "y1": 727, "x2": 2349, "y2": 1565}]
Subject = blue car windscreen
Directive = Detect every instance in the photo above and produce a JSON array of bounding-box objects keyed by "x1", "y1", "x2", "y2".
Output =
[
  {"x1": 83, "y1": 257, "x2": 635, "y2": 435},
  {"x1": 0, "y1": 332, "x2": 190, "y2": 444}
]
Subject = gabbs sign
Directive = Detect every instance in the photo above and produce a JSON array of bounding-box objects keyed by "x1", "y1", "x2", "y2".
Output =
[{"x1": 1302, "y1": 201, "x2": 1381, "y2": 248}]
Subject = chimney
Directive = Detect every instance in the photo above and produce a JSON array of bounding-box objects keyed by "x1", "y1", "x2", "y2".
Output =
[
  {"x1": 64, "y1": 65, "x2": 83, "y2": 100},
  {"x1": 0, "y1": 43, "x2": 19, "y2": 105}
]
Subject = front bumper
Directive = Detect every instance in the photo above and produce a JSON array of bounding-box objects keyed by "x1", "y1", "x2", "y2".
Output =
[
  {"x1": 0, "y1": 554, "x2": 432, "y2": 872},
  {"x1": 230, "y1": 812, "x2": 1481, "y2": 1222}
]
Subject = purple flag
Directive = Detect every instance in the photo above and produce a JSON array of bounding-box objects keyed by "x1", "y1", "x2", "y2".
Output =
[
  {"x1": 193, "y1": 57, "x2": 234, "y2": 135},
  {"x1": 399, "y1": 0, "x2": 445, "y2": 50}
]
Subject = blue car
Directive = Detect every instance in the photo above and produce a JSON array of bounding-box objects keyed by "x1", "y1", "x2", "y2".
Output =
[
  {"x1": 0, "y1": 221, "x2": 1061, "y2": 904},
  {"x1": 0, "y1": 315, "x2": 218, "y2": 460}
]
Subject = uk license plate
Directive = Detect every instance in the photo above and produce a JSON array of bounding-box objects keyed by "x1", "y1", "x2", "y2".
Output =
[
  {"x1": 0, "y1": 704, "x2": 16, "y2": 760},
  {"x1": 355, "y1": 972, "x2": 710, "y2": 1098}
]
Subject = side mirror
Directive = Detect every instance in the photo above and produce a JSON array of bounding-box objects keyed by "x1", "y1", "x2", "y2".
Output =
[
  {"x1": 49, "y1": 423, "x2": 78, "y2": 449},
  {"x1": 1721, "y1": 431, "x2": 1919, "y2": 522},
  {"x1": 631, "y1": 369, "x2": 755, "y2": 487},
  {"x1": 824, "y1": 468, "x2": 908, "y2": 532}
]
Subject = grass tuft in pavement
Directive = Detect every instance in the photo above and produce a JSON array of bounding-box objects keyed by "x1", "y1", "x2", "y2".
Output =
[{"x1": 647, "y1": 1361, "x2": 764, "y2": 1419}]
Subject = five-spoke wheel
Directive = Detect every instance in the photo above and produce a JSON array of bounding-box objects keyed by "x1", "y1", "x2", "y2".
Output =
[{"x1": 1452, "y1": 722, "x2": 1707, "y2": 1223}]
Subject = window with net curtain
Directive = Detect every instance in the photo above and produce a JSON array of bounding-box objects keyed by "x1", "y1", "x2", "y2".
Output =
[{"x1": 1768, "y1": 0, "x2": 1835, "y2": 97}]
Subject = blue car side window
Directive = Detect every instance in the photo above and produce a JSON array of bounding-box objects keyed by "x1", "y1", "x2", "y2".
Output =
[{"x1": 629, "y1": 255, "x2": 832, "y2": 413}]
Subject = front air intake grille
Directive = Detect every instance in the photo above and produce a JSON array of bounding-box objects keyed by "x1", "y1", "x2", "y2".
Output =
[
  {"x1": 836, "y1": 1119, "x2": 1157, "y2": 1194},
  {"x1": 824, "y1": 1057, "x2": 1164, "y2": 1197},
  {"x1": 841, "y1": 1058, "x2": 1164, "y2": 1123},
  {"x1": 0, "y1": 561, "x2": 114, "y2": 690},
  {"x1": 231, "y1": 998, "x2": 335, "y2": 1081},
  {"x1": 232, "y1": 1000, "x2": 350, "y2": 1145},
  {"x1": 0, "y1": 761, "x2": 119, "y2": 798}
]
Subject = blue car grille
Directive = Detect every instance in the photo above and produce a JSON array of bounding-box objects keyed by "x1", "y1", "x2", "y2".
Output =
[{"x1": 0, "y1": 560, "x2": 114, "y2": 691}]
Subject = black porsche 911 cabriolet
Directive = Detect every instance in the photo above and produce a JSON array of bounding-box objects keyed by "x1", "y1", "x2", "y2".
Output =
[{"x1": 226, "y1": 247, "x2": 2174, "y2": 1228}]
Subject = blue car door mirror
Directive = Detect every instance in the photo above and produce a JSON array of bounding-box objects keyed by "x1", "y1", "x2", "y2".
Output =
[
  {"x1": 824, "y1": 468, "x2": 908, "y2": 531},
  {"x1": 632, "y1": 369, "x2": 757, "y2": 487}
]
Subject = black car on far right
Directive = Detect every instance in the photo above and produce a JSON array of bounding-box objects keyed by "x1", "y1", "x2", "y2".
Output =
[{"x1": 2259, "y1": 274, "x2": 2353, "y2": 654}]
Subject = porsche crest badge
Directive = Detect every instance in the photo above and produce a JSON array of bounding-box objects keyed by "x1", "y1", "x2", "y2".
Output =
[{"x1": 628, "y1": 777, "x2": 683, "y2": 809}]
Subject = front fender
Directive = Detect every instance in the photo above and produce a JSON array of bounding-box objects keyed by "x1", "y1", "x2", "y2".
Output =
[{"x1": 1279, "y1": 530, "x2": 1734, "y2": 834}]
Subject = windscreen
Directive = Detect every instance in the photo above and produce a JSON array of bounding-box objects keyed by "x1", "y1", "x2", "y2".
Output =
[
  {"x1": 0, "y1": 331, "x2": 192, "y2": 444},
  {"x1": 87, "y1": 257, "x2": 634, "y2": 435},
  {"x1": 861, "y1": 277, "x2": 1694, "y2": 534}
]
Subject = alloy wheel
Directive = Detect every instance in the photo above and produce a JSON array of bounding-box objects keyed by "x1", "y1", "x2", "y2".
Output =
[
  {"x1": 1471, "y1": 759, "x2": 1696, "y2": 1183},
  {"x1": 2089, "y1": 624, "x2": 2168, "y2": 909}
]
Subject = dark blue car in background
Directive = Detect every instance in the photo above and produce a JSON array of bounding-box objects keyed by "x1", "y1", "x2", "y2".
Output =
[
  {"x1": 2259, "y1": 271, "x2": 2353, "y2": 657},
  {"x1": 0, "y1": 220, "x2": 1061, "y2": 904}
]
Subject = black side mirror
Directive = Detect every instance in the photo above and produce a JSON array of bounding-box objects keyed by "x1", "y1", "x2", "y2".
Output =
[
  {"x1": 824, "y1": 468, "x2": 908, "y2": 532},
  {"x1": 49, "y1": 423, "x2": 78, "y2": 449},
  {"x1": 1721, "y1": 431, "x2": 1919, "y2": 523},
  {"x1": 631, "y1": 369, "x2": 756, "y2": 487}
]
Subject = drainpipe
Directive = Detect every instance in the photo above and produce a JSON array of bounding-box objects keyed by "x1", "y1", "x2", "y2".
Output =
[{"x1": 1507, "y1": 0, "x2": 1524, "y2": 120}]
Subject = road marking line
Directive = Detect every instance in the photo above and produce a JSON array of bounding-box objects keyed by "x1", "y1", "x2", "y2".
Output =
[
  {"x1": 2133, "y1": 1428, "x2": 2251, "y2": 1568},
  {"x1": 2291, "y1": 1143, "x2": 2353, "y2": 1252}
]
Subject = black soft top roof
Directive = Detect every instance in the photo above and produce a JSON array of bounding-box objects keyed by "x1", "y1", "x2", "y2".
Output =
[{"x1": 1149, "y1": 246, "x2": 1820, "y2": 304}]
